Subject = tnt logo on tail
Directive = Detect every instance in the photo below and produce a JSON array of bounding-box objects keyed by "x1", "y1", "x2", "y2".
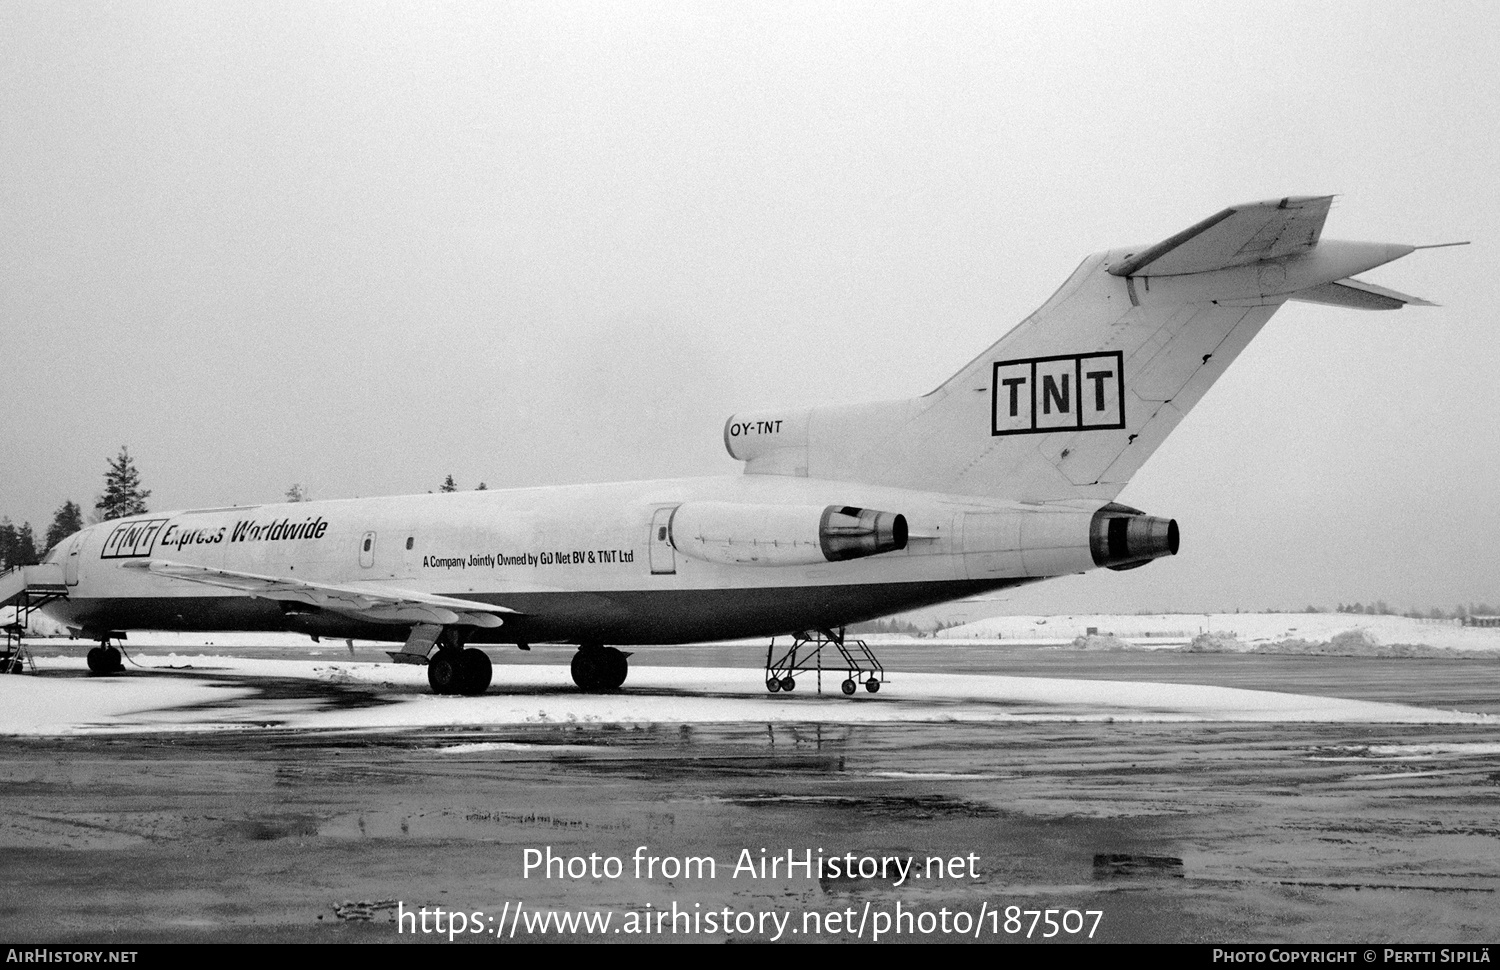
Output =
[{"x1": 992, "y1": 352, "x2": 1125, "y2": 436}]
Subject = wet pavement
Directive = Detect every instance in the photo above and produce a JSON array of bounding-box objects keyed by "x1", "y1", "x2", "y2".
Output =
[{"x1": 2, "y1": 648, "x2": 1498, "y2": 943}]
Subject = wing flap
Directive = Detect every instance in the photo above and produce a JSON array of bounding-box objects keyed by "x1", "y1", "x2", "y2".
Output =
[
  {"x1": 1109, "y1": 195, "x2": 1334, "y2": 277},
  {"x1": 121, "y1": 559, "x2": 516, "y2": 628}
]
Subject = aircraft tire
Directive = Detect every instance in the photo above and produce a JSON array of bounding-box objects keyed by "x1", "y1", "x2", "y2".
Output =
[
  {"x1": 572, "y1": 647, "x2": 628, "y2": 692},
  {"x1": 459, "y1": 648, "x2": 492, "y2": 696},
  {"x1": 428, "y1": 653, "x2": 460, "y2": 694},
  {"x1": 598, "y1": 647, "x2": 628, "y2": 690},
  {"x1": 571, "y1": 649, "x2": 601, "y2": 692},
  {"x1": 88, "y1": 646, "x2": 123, "y2": 675}
]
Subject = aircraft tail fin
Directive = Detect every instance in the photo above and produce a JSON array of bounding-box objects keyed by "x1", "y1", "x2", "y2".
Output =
[{"x1": 726, "y1": 198, "x2": 1445, "y2": 502}]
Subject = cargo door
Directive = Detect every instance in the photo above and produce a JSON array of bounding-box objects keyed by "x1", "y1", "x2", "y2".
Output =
[{"x1": 64, "y1": 534, "x2": 83, "y2": 586}]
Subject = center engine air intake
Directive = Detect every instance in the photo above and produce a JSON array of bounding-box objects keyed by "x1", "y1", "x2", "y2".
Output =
[
  {"x1": 1089, "y1": 503, "x2": 1179, "y2": 571},
  {"x1": 669, "y1": 502, "x2": 908, "y2": 567}
]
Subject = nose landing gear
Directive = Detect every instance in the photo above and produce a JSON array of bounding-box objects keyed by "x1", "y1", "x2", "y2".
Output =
[{"x1": 86, "y1": 640, "x2": 126, "y2": 675}]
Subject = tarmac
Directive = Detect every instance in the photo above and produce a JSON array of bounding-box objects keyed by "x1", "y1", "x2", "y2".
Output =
[{"x1": 2, "y1": 640, "x2": 1498, "y2": 943}]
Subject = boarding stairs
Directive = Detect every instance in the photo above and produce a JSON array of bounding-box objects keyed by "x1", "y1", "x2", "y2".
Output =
[{"x1": 1, "y1": 563, "x2": 68, "y2": 673}]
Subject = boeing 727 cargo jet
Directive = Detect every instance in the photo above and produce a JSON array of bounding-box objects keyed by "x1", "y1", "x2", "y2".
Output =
[{"x1": 4, "y1": 197, "x2": 1455, "y2": 695}]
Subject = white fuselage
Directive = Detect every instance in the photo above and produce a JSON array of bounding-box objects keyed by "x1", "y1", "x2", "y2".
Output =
[{"x1": 44, "y1": 473, "x2": 1103, "y2": 645}]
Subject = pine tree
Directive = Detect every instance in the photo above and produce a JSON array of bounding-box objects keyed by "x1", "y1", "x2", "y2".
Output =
[
  {"x1": 95, "y1": 446, "x2": 151, "y2": 521},
  {"x1": 14, "y1": 522, "x2": 38, "y2": 566},
  {"x1": 476, "y1": 482, "x2": 488, "y2": 491},
  {"x1": 45, "y1": 501, "x2": 83, "y2": 551},
  {"x1": 440, "y1": 475, "x2": 458, "y2": 493},
  {"x1": 0, "y1": 520, "x2": 36, "y2": 568},
  {"x1": 0, "y1": 519, "x2": 15, "y2": 570},
  {"x1": 285, "y1": 484, "x2": 306, "y2": 503}
]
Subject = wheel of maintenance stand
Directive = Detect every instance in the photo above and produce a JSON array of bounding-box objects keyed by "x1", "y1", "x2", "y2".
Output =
[
  {"x1": 766, "y1": 678, "x2": 781, "y2": 693},
  {"x1": 841, "y1": 679, "x2": 856, "y2": 696},
  {"x1": 780, "y1": 676, "x2": 795, "y2": 692},
  {"x1": 865, "y1": 678, "x2": 880, "y2": 694}
]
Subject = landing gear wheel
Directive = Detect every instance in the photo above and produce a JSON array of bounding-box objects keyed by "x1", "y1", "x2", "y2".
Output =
[
  {"x1": 865, "y1": 678, "x2": 880, "y2": 694},
  {"x1": 570, "y1": 651, "x2": 597, "y2": 691},
  {"x1": 841, "y1": 679, "x2": 856, "y2": 696},
  {"x1": 87, "y1": 645, "x2": 123, "y2": 675},
  {"x1": 427, "y1": 653, "x2": 459, "y2": 694},
  {"x1": 571, "y1": 647, "x2": 630, "y2": 692},
  {"x1": 779, "y1": 676, "x2": 795, "y2": 692},
  {"x1": 766, "y1": 678, "x2": 781, "y2": 693},
  {"x1": 599, "y1": 647, "x2": 628, "y2": 690},
  {"x1": 457, "y1": 648, "x2": 492, "y2": 696}
]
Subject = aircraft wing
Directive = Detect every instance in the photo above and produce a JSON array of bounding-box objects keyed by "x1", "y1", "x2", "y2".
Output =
[
  {"x1": 120, "y1": 559, "x2": 516, "y2": 629},
  {"x1": 1108, "y1": 195, "x2": 1333, "y2": 277}
]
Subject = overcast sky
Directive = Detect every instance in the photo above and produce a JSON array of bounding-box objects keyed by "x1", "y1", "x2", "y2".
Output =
[{"x1": 2, "y1": 2, "x2": 1496, "y2": 614}]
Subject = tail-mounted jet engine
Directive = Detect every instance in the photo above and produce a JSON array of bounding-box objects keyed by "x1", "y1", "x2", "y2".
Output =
[
  {"x1": 670, "y1": 502, "x2": 907, "y2": 567},
  {"x1": 1089, "y1": 503, "x2": 1179, "y2": 571}
]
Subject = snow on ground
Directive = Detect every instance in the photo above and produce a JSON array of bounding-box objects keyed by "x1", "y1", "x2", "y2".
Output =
[
  {"x1": 3, "y1": 628, "x2": 386, "y2": 650},
  {"x1": 0, "y1": 654, "x2": 1490, "y2": 736},
  {"x1": 936, "y1": 612, "x2": 1500, "y2": 651}
]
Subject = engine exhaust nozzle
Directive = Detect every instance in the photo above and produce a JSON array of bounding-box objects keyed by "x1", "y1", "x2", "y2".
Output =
[{"x1": 1090, "y1": 506, "x2": 1179, "y2": 571}]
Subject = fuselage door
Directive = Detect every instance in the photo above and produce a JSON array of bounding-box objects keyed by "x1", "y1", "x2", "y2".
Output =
[
  {"x1": 649, "y1": 507, "x2": 676, "y2": 575},
  {"x1": 359, "y1": 531, "x2": 376, "y2": 569},
  {"x1": 64, "y1": 534, "x2": 83, "y2": 586}
]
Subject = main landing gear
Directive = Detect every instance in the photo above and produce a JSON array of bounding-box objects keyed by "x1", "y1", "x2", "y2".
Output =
[
  {"x1": 427, "y1": 647, "x2": 493, "y2": 696},
  {"x1": 571, "y1": 644, "x2": 630, "y2": 693},
  {"x1": 765, "y1": 627, "x2": 885, "y2": 697},
  {"x1": 386, "y1": 625, "x2": 492, "y2": 696},
  {"x1": 86, "y1": 640, "x2": 126, "y2": 675}
]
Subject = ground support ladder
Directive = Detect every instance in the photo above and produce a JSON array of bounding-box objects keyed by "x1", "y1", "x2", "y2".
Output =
[
  {"x1": 1, "y1": 564, "x2": 68, "y2": 674},
  {"x1": 764, "y1": 627, "x2": 886, "y2": 697}
]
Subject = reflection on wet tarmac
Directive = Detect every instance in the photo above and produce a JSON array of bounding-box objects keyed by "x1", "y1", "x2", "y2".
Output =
[{"x1": 2, "y1": 647, "x2": 1498, "y2": 942}]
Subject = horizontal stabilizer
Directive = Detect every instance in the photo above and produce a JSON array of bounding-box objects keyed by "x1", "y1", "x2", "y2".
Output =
[
  {"x1": 1290, "y1": 277, "x2": 1436, "y2": 311},
  {"x1": 1109, "y1": 195, "x2": 1333, "y2": 277}
]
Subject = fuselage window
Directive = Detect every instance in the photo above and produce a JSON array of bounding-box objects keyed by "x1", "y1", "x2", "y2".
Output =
[
  {"x1": 363, "y1": 537, "x2": 372, "y2": 552},
  {"x1": 406, "y1": 536, "x2": 414, "y2": 550},
  {"x1": 658, "y1": 527, "x2": 667, "y2": 541}
]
